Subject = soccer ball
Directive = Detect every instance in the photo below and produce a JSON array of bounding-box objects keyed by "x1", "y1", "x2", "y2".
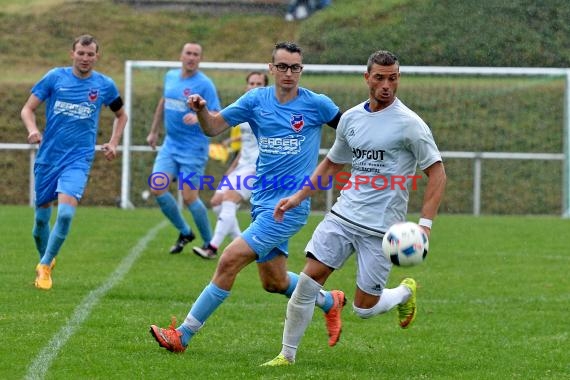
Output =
[{"x1": 382, "y1": 222, "x2": 429, "y2": 267}]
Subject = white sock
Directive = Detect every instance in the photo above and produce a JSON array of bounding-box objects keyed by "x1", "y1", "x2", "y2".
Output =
[
  {"x1": 230, "y1": 207, "x2": 241, "y2": 239},
  {"x1": 210, "y1": 201, "x2": 238, "y2": 248},
  {"x1": 281, "y1": 273, "x2": 321, "y2": 362},
  {"x1": 212, "y1": 204, "x2": 222, "y2": 216},
  {"x1": 353, "y1": 285, "x2": 410, "y2": 318}
]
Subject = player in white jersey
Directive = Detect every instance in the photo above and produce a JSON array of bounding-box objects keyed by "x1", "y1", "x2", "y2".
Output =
[
  {"x1": 193, "y1": 71, "x2": 268, "y2": 259},
  {"x1": 263, "y1": 50, "x2": 447, "y2": 366}
]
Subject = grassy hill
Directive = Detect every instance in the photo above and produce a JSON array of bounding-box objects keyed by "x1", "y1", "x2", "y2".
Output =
[
  {"x1": 2, "y1": 0, "x2": 569, "y2": 77},
  {"x1": 1, "y1": 0, "x2": 568, "y2": 213}
]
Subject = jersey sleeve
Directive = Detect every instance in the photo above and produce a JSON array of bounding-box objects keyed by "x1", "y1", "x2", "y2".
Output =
[
  {"x1": 31, "y1": 68, "x2": 59, "y2": 101},
  {"x1": 326, "y1": 114, "x2": 352, "y2": 164},
  {"x1": 221, "y1": 90, "x2": 254, "y2": 127},
  {"x1": 317, "y1": 93, "x2": 340, "y2": 125},
  {"x1": 103, "y1": 76, "x2": 121, "y2": 107},
  {"x1": 405, "y1": 117, "x2": 442, "y2": 170}
]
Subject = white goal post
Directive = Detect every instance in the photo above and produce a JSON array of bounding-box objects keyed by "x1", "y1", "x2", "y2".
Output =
[{"x1": 122, "y1": 60, "x2": 570, "y2": 216}]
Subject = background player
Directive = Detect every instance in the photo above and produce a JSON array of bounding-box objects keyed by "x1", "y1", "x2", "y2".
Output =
[
  {"x1": 146, "y1": 42, "x2": 221, "y2": 254},
  {"x1": 20, "y1": 34, "x2": 128, "y2": 290}
]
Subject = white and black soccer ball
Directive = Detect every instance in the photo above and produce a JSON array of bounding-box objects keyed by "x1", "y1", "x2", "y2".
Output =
[{"x1": 382, "y1": 222, "x2": 429, "y2": 267}]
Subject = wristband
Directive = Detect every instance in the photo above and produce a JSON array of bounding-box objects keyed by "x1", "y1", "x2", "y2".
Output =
[{"x1": 418, "y1": 218, "x2": 433, "y2": 229}]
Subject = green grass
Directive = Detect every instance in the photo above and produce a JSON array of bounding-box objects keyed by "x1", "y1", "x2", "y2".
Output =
[{"x1": 1, "y1": 206, "x2": 569, "y2": 379}]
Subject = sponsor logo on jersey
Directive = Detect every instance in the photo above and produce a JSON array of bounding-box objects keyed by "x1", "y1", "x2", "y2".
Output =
[
  {"x1": 183, "y1": 88, "x2": 191, "y2": 97},
  {"x1": 290, "y1": 114, "x2": 304, "y2": 132},
  {"x1": 164, "y1": 98, "x2": 188, "y2": 112},
  {"x1": 258, "y1": 135, "x2": 304, "y2": 155},
  {"x1": 352, "y1": 148, "x2": 385, "y2": 160},
  {"x1": 54, "y1": 100, "x2": 96, "y2": 119}
]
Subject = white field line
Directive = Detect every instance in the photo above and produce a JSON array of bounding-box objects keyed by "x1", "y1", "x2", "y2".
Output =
[{"x1": 25, "y1": 220, "x2": 167, "y2": 380}]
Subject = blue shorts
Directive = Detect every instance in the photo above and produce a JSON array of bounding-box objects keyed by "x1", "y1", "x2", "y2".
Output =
[
  {"x1": 242, "y1": 204, "x2": 310, "y2": 263},
  {"x1": 34, "y1": 163, "x2": 89, "y2": 206},
  {"x1": 152, "y1": 146, "x2": 208, "y2": 188}
]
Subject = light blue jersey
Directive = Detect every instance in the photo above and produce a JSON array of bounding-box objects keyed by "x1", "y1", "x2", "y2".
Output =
[
  {"x1": 31, "y1": 67, "x2": 121, "y2": 169},
  {"x1": 221, "y1": 86, "x2": 339, "y2": 211},
  {"x1": 161, "y1": 69, "x2": 221, "y2": 156}
]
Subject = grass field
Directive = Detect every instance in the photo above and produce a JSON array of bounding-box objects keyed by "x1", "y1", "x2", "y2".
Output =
[{"x1": 1, "y1": 206, "x2": 569, "y2": 379}]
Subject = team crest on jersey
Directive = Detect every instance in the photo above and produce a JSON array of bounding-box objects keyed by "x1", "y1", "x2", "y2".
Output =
[
  {"x1": 183, "y1": 88, "x2": 192, "y2": 97},
  {"x1": 88, "y1": 89, "x2": 99, "y2": 102},
  {"x1": 290, "y1": 114, "x2": 304, "y2": 132}
]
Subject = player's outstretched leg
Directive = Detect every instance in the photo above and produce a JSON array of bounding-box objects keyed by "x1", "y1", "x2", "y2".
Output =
[
  {"x1": 397, "y1": 278, "x2": 417, "y2": 328},
  {"x1": 149, "y1": 317, "x2": 186, "y2": 353},
  {"x1": 324, "y1": 290, "x2": 346, "y2": 346}
]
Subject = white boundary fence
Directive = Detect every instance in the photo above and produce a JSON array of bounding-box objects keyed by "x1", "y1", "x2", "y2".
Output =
[
  {"x1": 4, "y1": 62, "x2": 569, "y2": 216},
  {"x1": 3, "y1": 142, "x2": 565, "y2": 216},
  {"x1": 123, "y1": 61, "x2": 570, "y2": 215}
]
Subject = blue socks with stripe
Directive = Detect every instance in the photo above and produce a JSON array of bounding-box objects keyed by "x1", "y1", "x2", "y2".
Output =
[
  {"x1": 33, "y1": 206, "x2": 52, "y2": 260},
  {"x1": 178, "y1": 282, "x2": 230, "y2": 345},
  {"x1": 40, "y1": 203, "x2": 76, "y2": 265}
]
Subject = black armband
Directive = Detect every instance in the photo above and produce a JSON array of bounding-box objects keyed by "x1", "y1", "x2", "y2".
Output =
[
  {"x1": 326, "y1": 111, "x2": 342, "y2": 130},
  {"x1": 109, "y1": 96, "x2": 124, "y2": 113}
]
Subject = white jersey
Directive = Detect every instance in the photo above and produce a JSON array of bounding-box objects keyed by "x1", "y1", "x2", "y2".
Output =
[
  {"x1": 327, "y1": 98, "x2": 442, "y2": 236},
  {"x1": 235, "y1": 122, "x2": 258, "y2": 168}
]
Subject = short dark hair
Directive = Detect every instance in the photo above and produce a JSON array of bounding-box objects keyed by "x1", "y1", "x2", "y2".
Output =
[
  {"x1": 246, "y1": 71, "x2": 269, "y2": 86},
  {"x1": 367, "y1": 50, "x2": 399, "y2": 72},
  {"x1": 272, "y1": 42, "x2": 303, "y2": 62},
  {"x1": 73, "y1": 34, "x2": 99, "y2": 52}
]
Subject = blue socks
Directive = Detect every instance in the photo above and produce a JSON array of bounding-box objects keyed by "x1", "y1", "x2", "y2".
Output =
[
  {"x1": 178, "y1": 282, "x2": 230, "y2": 345},
  {"x1": 156, "y1": 193, "x2": 213, "y2": 244},
  {"x1": 33, "y1": 206, "x2": 52, "y2": 259},
  {"x1": 40, "y1": 203, "x2": 76, "y2": 265},
  {"x1": 187, "y1": 198, "x2": 212, "y2": 244},
  {"x1": 155, "y1": 192, "x2": 191, "y2": 235},
  {"x1": 188, "y1": 198, "x2": 212, "y2": 245},
  {"x1": 175, "y1": 273, "x2": 333, "y2": 347},
  {"x1": 284, "y1": 271, "x2": 299, "y2": 298}
]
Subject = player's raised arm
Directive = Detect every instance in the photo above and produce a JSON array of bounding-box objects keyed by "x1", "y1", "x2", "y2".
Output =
[{"x1": 187, "y1": 94, "x2": 229, "y2": 137}]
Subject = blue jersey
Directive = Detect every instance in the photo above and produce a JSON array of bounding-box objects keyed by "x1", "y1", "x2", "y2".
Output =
[
  {"x1": 162, "y1": 69, "x2": 221, "y2": 154},
  {"x1": 31, "y1": 67, "x2": 121, "y2": 169},
  {"x1": 221, "y1": 86, "x2": 339, "y2": 210}
]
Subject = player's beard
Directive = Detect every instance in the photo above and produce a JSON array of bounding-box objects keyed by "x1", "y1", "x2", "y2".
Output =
[{"x1": 372, "y1": 88, "x2": 396, "y2": 108}]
